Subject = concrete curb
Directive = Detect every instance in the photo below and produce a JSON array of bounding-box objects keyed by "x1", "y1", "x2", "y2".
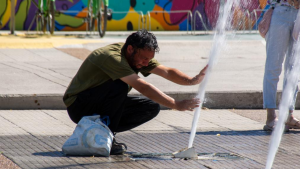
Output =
[
  {"x1": 142, "y1": 91, "x2": 265, "y2": 109},
  {"x1": 1, "y1": 30, "x2": 259, "y2": 38},
  {"x1": 0, "y1": 94, "x2": 65, "y2": 110},
  {"x1": 163, "y1": 91, "x2": 265, "y2": 109},
  {"x1": 0, "y1": 91, "x2": 294, "y2": 110},
  {"x1": 163, "y1": 91, "x2": 295, "y2": 109}
]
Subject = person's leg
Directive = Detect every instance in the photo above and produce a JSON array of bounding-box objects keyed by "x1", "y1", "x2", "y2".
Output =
[
  {"x1": 108, "y1": 96, "x2": 160, "y2": 154},
  {"x1": 67, "y1": 79, "x2": 129, "y2": 155},
  {"x1": 283, "y1": 35, "x2": 300, "y2": 129},
  {"x1": 263, "y1": 6, "x2": 292, "y2": 130},
  {"x1": 266, "y1": 108, "x2": 276, "y2": 125},
  {"x1": 286, "y1": 110, "x2": 300, "y2": 129},
  {"x1": 263, "y1": 7, "x2": 291, "y2": 110},
  {"x1": 114, "y1": 96, "x2": 160, "y2": 133},
  {"x1": 67, "y1": 79, "x2": 128, "y2": 132}
]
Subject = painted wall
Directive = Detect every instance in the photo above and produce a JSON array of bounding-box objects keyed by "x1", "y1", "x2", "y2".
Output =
[{"x1": 0, "y1": 0, "x2": 268, "y2": 31}]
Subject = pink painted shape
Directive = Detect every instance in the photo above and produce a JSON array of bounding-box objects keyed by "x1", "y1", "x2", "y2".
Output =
[
  {"x1": 240, "y1": 0, "x2": 260, "y2": 12},
  {"x1": 204, "y1": 0, "x2": 220, "y2": 29},
  {"x1": 170, "y1": 0, "x2": 204, "y2": 24},
  {"x1": 205, "y1": 0, "x2": 260, "y2": 29}
]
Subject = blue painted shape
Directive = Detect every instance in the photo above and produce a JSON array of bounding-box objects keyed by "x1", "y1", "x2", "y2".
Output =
[
  {"x1": 134, "y1": 0, "x2": 155, "y2": 15},
  {"x1": 55, "y1": 20, "x2": 65, "y2": 31},
  {"x1": 155, "y1": 0, "x2": 172, "y2": 12},
  {"x1": 108, "y1": 0, "x2": 130, "y2": 20},
  {"x1": 179, "y1": 19, "x2": 192, "y2": 31},
  {"x1": 67, "y1": 1, "x2": 86, "y2": 17}
]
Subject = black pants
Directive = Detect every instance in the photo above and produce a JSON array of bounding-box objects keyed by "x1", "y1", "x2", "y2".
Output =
[{"x1": 67, "y1": 79, "x2": 160, "y2": 133}]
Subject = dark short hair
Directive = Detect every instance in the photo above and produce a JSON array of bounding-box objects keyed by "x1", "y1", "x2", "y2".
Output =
[{"x1": 122, "y1": 29, "x2": 160, "y2": 54}]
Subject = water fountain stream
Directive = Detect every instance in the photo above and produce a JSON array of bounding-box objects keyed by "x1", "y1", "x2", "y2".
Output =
[{"x1": 188, "y1": 0, "x2": 239, "y2": 149}]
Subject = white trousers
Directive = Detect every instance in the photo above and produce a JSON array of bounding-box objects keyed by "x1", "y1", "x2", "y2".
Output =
[{"x1": 263, "y1": 5, "x2": 298, "y2": 110}]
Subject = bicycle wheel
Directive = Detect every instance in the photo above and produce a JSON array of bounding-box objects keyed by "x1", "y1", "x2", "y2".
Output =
[
  {"x1": 97, "y1": 0, "x2": 107, "y2": 37},
  {"x1": 48, "y1": 1, "x2": 55, "y2": 34},
  {"x1": 87, "y1": 0, "x2": 95, "y2": 31},
  {"x1": 42, "y1": 17, "x2": 47, "y2": 33}
]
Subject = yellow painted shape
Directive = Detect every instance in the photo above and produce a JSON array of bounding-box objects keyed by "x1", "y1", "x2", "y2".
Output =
[
  {"x1": 147, "y1": 18, "x2": 165, "y2": 31},
  {"x1": 0, "y1": 36, "x2": 103, "y2": 49},
  {"x1": 147, "y1": 5, "x2": 179, "y2": 30},
  {"x1": 107, "y1": 6, "x2": 178, "y2": 31},
  {"x1": 2, "y1": 0, "x2": 12, "y2": 27},
  {"x1": 107, "y1": 9, "x2": 141, "y2": 31}
]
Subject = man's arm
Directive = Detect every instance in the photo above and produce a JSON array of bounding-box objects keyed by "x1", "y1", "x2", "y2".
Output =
[
  {"x1": 120, "y1": 74, "x2": 200, "y2": 111},
  {"x1": 150, "y1": 65, "x2": 208, "y2": 85}
]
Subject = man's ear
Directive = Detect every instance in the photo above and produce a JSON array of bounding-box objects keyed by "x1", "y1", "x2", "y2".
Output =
[{"x1": 127, "y1": 45, "x2": 134, "y2": 55}]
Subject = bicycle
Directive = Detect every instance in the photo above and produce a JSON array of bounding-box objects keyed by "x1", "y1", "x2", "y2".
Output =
[
  {"x1": 30, "y1": 0, "x2": 56, "y2": 35},
  {"x1": 87, "y1": 0, "x2": 109, "y2": 37}
]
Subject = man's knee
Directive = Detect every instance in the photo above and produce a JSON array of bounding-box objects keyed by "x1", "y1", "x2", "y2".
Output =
[
  {"x1": 149, "y1": 102, "x2": 160, "y2": 118},
  {"x1": 67, "y1": 108, "x2": 82, "y2": 124}
]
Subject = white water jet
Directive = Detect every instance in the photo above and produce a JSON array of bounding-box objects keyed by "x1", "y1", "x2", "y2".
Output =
[
  {"x1": 188, "y1": 0, "x2": 238, "y2": 148},
  {"x1": 265, "y1": 24, "x2": 300, "y2": 169}
]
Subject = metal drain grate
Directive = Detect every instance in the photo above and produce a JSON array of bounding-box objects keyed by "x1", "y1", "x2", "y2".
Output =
[
  {"x1": 197, "y1": 153, "x2": 245, "y2": 160},
  {"x1": 125, "y1": 152, "x2": 245, "y2": 161},
  {"x1": 129, "y1": 153, "x2": 173, "y2": 160}
]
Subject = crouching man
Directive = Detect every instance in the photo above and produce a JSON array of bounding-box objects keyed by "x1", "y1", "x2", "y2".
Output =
[{"x1": 63, "y1": 29, "x2": 208, "y2": 155}]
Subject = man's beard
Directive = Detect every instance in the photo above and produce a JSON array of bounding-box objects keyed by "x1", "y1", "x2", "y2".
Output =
[{"x1": 128, "y1": 51, "x2": 141, "y2": 71}]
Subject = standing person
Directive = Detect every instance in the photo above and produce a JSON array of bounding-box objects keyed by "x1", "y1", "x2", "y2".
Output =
[
  {"x1": 263, "y1": 0, "x2": 300, "y2": 131},
  {"x1": 63, "y1": 29, "x2": 208, "y2": 155}
]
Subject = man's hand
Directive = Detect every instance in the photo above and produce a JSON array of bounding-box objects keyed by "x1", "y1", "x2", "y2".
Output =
[
  {"x1": 175, "y1": 98, "x2": 200, "y2": 111},
  {"x1": 190, "y1": 65, "x2": 208, "y2": 85}
]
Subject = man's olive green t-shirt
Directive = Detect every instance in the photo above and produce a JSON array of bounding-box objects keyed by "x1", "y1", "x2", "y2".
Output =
[{"x1": 63, "y1": 42, "x2": 160, "y2": 107}]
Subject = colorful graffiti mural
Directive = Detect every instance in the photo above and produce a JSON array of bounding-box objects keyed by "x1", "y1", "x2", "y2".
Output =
[{"x1": 0, "y1": 0, "x2": 269, "y2": 31}]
